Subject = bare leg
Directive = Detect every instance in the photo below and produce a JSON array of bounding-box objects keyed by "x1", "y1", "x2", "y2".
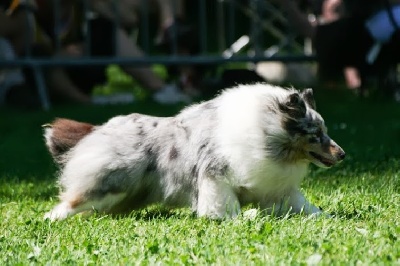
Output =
[
  {"x1": 47, "y1": 68, "x2": 91, "y2": 104},
  {"x1": 277, "y1": 0, "x2": 316, "y2": 39},
  {"x1": 89, "y1": 0, "x2": 139, "y2": 29},
  {"x1": 157, "y1": 0, "x2": 185, "y2": 28},
  {"x1": 344, "y1": 67, "x2": 361, "y2": 89},
  {"x1": 115, "y1": 28, "x2": 164, "y2": 91},
  {"x1": 45, "y1": 44, "x2": 93, "y2": 104},
  {"x1": 114, "y1": 28, "x2": 192, "y2": 104}
]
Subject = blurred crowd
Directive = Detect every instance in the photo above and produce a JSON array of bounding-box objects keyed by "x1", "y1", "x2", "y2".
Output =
[
  {"x1": 277, "y1": 0, "x2": 400, "y2": 99},
  {"x1": 1, "y1": 0, "x2": 400, "y2": 108},
  {"x1": 0, "y1": 0, "x2": 199, "y2": 108}
]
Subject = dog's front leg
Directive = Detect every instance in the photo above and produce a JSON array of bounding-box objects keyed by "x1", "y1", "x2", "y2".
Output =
[
  {"x1": 286, "y1": 189, "x2": 323, "y2": 216},
  {"x1": 197, "y1": 177, "x2": 240, "y2": 219},
  {"x1": 261, "y1": 189, "x2": 323, "y2": 217}
]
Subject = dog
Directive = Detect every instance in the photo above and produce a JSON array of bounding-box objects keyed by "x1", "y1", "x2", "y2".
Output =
[{"x1": 43, "y1": 83, "x2": 345, "y2": 221}]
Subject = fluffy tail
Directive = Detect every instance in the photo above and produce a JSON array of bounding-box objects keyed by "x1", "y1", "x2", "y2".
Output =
[{"x1": 43, "y1": 118, "x2": 94, "y2": 164}]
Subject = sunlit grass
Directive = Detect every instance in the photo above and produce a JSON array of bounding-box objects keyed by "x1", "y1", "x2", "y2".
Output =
[{"x1": 1, "y1": 87, "x2": 399, "y2": 264}]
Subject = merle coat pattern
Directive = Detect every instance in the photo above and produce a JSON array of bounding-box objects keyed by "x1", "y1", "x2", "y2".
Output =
[{"x1": 44, "y1": 83, "x2": 345, "y2": 220}]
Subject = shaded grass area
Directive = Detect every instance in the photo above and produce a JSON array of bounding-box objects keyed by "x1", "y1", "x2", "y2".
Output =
[{"x1": 1, "y1": 87, "x2": 400, "y2": 264}]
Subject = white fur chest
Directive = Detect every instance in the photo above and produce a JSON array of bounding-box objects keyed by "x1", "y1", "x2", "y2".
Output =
[{"x1": 232, "y1": 158, "x2": 309, "y2": 204}]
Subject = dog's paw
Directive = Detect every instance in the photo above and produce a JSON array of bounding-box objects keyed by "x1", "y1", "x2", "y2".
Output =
[
  {"x1": 307, "y1": 211, "x2": 332, "y2": 219},
  {"x1": 243, "y1": 208, "x2": 259, "y2": 220},
  {"x1": 44, "y1": 202, "x2": 73, "y2": 221}
]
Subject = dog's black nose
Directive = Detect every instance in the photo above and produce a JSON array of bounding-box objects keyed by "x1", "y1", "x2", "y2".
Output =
[{"x1": 338, "y1": 151, "x2": 346, "y2": 160}]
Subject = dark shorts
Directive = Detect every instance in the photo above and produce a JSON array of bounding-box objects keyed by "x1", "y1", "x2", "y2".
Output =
[
  {"x1": 314, "y1": 17, "x2": 373, "y2": 79},
  {"x1": 374, "y1": 31, "x2": 400, "y2": 72}
]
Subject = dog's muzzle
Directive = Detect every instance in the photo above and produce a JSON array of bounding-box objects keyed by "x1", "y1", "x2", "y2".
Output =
[{"x1": 308, "y1": 139, "x2": 345, "y2": 168}]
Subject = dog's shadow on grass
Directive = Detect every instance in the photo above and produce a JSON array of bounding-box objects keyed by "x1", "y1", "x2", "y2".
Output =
[
  {"x1": 105, "y1": 206, "x2": 198, "y2": 221},
  {"x1": 112, "y1": 208, "x2": 365, "y2": 222},
  {"x1": 329, "y1": 210, "x2": 367, "y2": 220}
]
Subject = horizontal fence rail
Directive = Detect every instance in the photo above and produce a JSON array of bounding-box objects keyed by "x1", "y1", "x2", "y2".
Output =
[{"x1": 0, "y1": 55, "x2": 316, "y2": 67}]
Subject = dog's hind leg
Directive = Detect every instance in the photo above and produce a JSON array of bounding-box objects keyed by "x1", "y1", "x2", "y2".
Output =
[
  {"x1": 44, "y1": 201, "x2": 77, "y2": 221},
  {"x1": 44, "y1": 192, "x2": 127, "y2": 221},
  {"x1": 196, "y1": 177, "x2": 240, "y2": 219}
]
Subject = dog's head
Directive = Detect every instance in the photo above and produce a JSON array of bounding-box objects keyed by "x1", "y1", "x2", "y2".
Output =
[{"x1": 278, "y1": 88, "x2": 345, "y2": 168}]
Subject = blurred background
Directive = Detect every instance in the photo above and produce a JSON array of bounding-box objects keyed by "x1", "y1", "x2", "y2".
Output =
[
  {"x1": 1, "y1": 0, "x2": 398, "y2": 110},
  {"x1": 0, "y1": 0, "x2": 400, "y2": 177}
]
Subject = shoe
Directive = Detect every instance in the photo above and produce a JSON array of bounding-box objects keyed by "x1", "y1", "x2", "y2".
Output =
[{"x1": 152, "y1": 84, "x2": 191, "y2": 104}]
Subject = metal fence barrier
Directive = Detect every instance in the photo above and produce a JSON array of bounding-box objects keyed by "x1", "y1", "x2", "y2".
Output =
[{"x1": 0, "y1": 0, "x2": 314, "y2": 110}]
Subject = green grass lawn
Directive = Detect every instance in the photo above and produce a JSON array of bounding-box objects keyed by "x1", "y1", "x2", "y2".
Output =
[{"x1": 1, "y1": 87, "x2": 399, "y2": 265}]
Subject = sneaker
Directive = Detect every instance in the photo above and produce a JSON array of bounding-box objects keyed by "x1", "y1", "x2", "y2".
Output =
[{"x1": 153, "y1": 84, "x2": 191, "y2": 104}]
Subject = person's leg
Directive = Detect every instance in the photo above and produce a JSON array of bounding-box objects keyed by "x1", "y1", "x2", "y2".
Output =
[
  {"x1": 30, "y1": 43, "x2": 92, "y2": 104},
  {"x1": 47, "y1": 67, "x2": 91, "y2": 104},
  {"x1": 314, "y1": 18, "x2": 370, "y2": 88},
  {"x1": 88, "y1": 16, "x2": 191, "y2": 104},
  {"x1": 115, "y1": 28, "x2": 165, "y2": 92},
  {"x1": 277, "y1": 0, "x2": 316, "y2": 39},
  {"x1": 116, "y1": 31, "x2": 191, "y2": 104},
  {"x1": 343, "y1": 67, "x2": 361, "y2": 89},
  {"x1": 0, "y1": 7, "x2": 33, "y2": 56},
  {"x1": 156, "y1": 0, "x2": 185, "y2": 28}
]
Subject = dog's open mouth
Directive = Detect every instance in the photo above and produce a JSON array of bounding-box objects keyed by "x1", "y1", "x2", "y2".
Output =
[{"x1": 309, "y1": 152, "x2": 335, "y2": 167}]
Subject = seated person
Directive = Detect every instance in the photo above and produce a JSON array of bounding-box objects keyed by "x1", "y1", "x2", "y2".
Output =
[
  {"x1": 1, "y1": 0, "x2": 93, "y2": 107},
  {"x1": 35, "y1": 0, "x2": 192, "y2": 104},
  {"x1": 0, "y1": 0, "x2": 41, "y2": 108},
  {"x1": 89, "y1": 0, "x2": 201, "y2": 97},
  {"x1": 278, "y1": 0, "x2": 400, "y2": 98}
]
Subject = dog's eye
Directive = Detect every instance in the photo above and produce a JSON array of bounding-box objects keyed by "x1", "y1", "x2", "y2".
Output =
[
  {"x1": 309, "y1": 135, "x2": 320, "y2": 143},
  {"x1": 316, "y1": 130, "x2": 326, "y2": 142},
  {"x1": 309, "y1": 130, "x2": 324, "y2": 143}
]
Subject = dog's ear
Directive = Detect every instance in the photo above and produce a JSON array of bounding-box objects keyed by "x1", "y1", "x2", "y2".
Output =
[
  {"x1": 287, "y1": 92, "x2": 302, "y2": 106},
  {"x1": 279, "y1": 92, "x2": 306, "y2": 118},
  {"x1": 301, "y1": 88, "x2": 316, "y2": 110}
]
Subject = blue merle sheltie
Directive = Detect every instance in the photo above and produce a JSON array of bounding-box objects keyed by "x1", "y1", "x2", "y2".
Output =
[{"x1": 43, "y1": 83, "x2": 345, "y2": 220}]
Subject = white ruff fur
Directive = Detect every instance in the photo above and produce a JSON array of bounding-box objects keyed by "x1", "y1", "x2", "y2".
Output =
[
  {"x1": 213, "y1": 84, "x2": 313, "y2": 213},
  {"x1": 44, "y1": 84, "x2": 331, "y2": 221}
]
